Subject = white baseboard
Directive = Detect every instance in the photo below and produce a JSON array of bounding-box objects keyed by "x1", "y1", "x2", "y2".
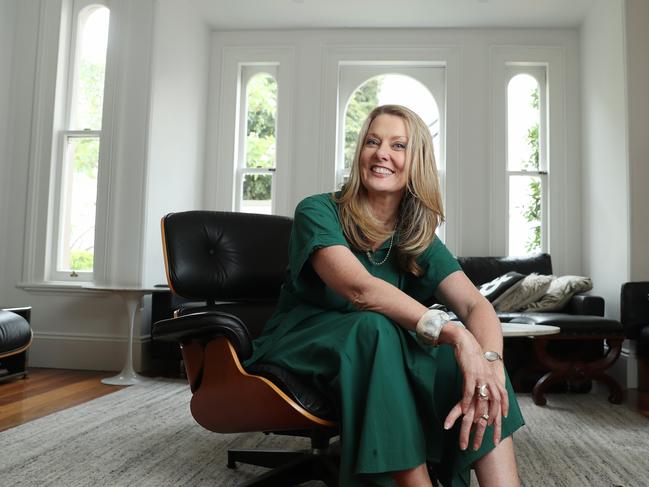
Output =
[
  {"x1": 607, "y1": 340, "x2": 639, "y2": 389},
  {"x1": 27, "y1": 331, "x2": 152, "y2": 372}
]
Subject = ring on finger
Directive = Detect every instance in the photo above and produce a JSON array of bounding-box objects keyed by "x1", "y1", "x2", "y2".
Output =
[
  {"x1": 480, "y1": 413, "x2": 489, "y2": 422},
  {"x1": 476, "y1": 384, "x2": 489, "y2": 399}
]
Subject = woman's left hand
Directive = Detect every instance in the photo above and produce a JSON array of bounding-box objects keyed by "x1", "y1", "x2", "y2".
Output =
[{"x1": 442, "y1": 329, "x2": 509, "y2": 451}]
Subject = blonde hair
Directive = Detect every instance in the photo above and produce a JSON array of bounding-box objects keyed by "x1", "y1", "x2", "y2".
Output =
[{"x1": 335, "y1": 104, "x2": 445, "y2": 276}]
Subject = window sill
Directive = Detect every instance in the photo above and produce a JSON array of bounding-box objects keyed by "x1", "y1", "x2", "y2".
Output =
[{"x1": 16, "y1": 282, "x2": 108, "y2": 297}]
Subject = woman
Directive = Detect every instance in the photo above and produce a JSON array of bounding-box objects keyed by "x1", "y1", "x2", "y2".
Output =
[{"x1": 244, "y1": 105, "x2": 524, "y2": 486}]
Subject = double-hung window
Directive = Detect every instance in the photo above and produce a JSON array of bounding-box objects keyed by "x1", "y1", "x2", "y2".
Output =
[
  {"x1": 52, "y1": 1, "x2": 110, "y2": 281},
  {"x1": 505, "y1": 66, "x2": 548, "y2": 255},
  {"x1": 235, "y1": 65, "x2": 278, "y2": 215}
]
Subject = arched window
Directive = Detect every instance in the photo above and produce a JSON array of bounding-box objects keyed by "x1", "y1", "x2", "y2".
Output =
[
  {"x1": 337, "y1": 67, "x2": 445, "y2": 199},
  {"x1": 506, "y1": 69, "x2": 547, "y2": 256},
  {"x1": 53, "y1": 2, "x2": 110, "y2": 280},
  {"x1": 236, "y1": 68, "x2": 278, "y2": 215}
]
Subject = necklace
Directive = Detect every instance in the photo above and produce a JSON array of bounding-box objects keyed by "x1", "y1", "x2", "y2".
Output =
[{"x1": 366, "y1": 231, "x2": 395, "y2": 266}]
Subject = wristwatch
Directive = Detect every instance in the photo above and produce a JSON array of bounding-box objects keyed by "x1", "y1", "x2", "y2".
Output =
[{"x1": 484, "y1": 351, "x2": 503, "y2": 362}]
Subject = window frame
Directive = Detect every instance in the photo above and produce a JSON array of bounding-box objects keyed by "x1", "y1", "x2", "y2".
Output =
[
  {"x1": 336, "y1": 65, "x2": 447, "y2": 190},
  {"x1": 48, "y1": 0, "x2": 110, "y2": 282},
  {"x1": 505, "y1": 65, "x2": 549, "y2": 255},
  {"x1": 234, "y1": 64, "x2": 278, "y2": 214},
  {"x1": 489, "y1": 46, "x2": 569, "y2": 270},
  {"x1": 211, "y1": 47, "x2": 295, "y2": 217}
]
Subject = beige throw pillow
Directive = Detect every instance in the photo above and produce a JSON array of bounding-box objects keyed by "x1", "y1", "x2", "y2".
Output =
[
  {"x1": 492, "y1": 273, "x2": 553, "y2": 312},
  {"x1": 523, "y1": 275, "x2": 593, "y2": 312}
]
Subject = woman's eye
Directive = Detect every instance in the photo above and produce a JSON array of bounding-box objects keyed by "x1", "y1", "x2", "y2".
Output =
[
  {"x1": 394, "y1": 142, "x2": 407, "y2": 150},
  {"x1": 365, "y1": 139, "x2": 379, "y2": 146}
]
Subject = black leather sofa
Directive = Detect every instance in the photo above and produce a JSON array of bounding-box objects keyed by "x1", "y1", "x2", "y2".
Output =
[
  {"x1": 620, "y1": 282, "x2": 649, "y2": 412},
  {"x1": 150, "y1": 251, "x2": 625, "y2": 405},
  {"x1": 458, "y1": 254, "x2": 625, "y2": 405}
]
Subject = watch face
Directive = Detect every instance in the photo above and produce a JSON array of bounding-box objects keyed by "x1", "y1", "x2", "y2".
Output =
[{"x1": 484, "y1": 351, "x2": 502, "y2": 362}]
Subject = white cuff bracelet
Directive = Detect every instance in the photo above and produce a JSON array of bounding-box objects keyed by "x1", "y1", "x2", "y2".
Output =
[{"x1": 415, "y1": 309, "x2": 452, "y2": 346}]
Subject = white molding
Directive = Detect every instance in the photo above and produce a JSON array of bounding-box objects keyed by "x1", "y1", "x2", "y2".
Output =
[
  {"x1": 489, "y1": 45, "x2": 567, "y2": 268},
  {"x1": 29, "y1": 331, "x2": 151, "y2": 371},
  {"x1": 22, "y1": 0, "x2": 63, "y2": 285},
  {"x1": 211, "y1": 45, "x2": 296, "y2": 217},
  {"x1": 34, "y1": 330, "x2": 151, "y2": 342}
]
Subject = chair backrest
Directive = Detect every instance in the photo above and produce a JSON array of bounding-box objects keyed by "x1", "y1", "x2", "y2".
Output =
[
  {"x1": 458, "y1": 253, "x2": 553, "y2": 286},
  {"x1": 161, "y1": 211, "x2": 293, "y2": 303}
]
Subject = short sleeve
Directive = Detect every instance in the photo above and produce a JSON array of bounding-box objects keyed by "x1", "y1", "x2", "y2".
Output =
[
  {"x1": 404, "y1": 236, "x2": 462, "y2": 304},
  {"x1": 288, "y1": 194, "x2": 349, "y2": 282}
]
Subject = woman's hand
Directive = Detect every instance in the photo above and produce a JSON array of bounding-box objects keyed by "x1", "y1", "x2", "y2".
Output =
[{"x1": 442, "y1": 327, "x2": 509, "y2": 451}]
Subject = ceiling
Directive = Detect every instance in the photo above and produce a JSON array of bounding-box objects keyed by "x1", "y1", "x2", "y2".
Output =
[{"x1": 190, "y1": 0, "x2": 596, "y2": 30}]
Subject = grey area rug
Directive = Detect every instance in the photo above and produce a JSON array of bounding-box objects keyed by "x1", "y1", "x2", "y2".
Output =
[{"x1": 1, "y1": 379, "x2": 647, "y2": 487}]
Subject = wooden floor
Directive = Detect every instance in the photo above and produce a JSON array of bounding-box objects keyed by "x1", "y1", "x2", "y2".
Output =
[{"x1": 0, "y1": 368, "x2": 124, "y2": 432}]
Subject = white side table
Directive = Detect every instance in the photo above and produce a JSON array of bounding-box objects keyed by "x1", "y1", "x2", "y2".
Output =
[
  {"x1": 84, "y1": 286, "x2": 165, "y2": 386},
  {"x1": 501, "y1": 322, "x2": 560, "y2": 337}
]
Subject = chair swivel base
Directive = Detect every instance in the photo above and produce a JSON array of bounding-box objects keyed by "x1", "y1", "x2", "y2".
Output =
[{"x1": 228, "y1": 443, "x2": 340, "y2": 487}]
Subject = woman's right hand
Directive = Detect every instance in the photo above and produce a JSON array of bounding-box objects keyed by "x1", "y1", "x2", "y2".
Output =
[{"x1": 441, "y1": 326, "x2": 508, "y2": 451}]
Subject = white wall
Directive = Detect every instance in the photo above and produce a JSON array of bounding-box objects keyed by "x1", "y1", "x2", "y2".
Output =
[
  {"x1": 580, "y1": 0, "x2": 629, "y2": 319},
  {"x1": 0, "y1": 0, "x2": 17, "y2": 285},
  {"x1": 207, "y1": 28, "x2": 582, "y2": 271},
  {"x1": 142, "y1": 0, "x2": 210, "y2": 288},
  {"x1": 625, "y1": 0, "x2": 649, "y2": 281}
]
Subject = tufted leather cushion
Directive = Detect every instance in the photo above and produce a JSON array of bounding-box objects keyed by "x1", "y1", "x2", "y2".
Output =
[
  {"x1": 0, "y1": 310, "x2": 32, "y2": 356},
  {"x1": 161, "y1": 211, "x2": 292, "y2": 302},
  {"x1": 246, "y1": 363, "x2": 336, "y2": 419},
  {"x1": 458, "y1": 254, "x2": 553, "y2": 287}
]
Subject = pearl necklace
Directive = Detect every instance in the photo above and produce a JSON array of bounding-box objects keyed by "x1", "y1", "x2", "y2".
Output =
[{"x1": 366, "y1": 231, "x2": 395, "y2": 266}]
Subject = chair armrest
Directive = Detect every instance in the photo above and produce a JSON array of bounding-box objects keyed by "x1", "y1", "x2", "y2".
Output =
[
  {"x1": 152, "y1": 311, "x2": 253, "y2": 360},
  {"x1": 565, "y1": 294, "x2": 605, "y2": 316}
]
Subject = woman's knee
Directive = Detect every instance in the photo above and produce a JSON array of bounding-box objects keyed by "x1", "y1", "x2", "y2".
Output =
[{"x1": 351, "y1": 311, "x2": 399, "y2": 339}]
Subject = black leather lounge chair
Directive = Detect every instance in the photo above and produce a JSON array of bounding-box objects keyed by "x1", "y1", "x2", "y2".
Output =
[{"x1": 152, "y1": 211, "x2": 340, "y2": 487}]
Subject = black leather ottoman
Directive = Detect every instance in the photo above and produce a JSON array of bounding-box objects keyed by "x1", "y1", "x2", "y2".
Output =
[{"x1": 0, "y1": 308, "x2": 33, "y2": 382}]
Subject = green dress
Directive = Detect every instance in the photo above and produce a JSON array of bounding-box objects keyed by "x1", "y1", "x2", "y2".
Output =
[{"x1": 244, "y1": 193, "x2": 524, "y2": 487}]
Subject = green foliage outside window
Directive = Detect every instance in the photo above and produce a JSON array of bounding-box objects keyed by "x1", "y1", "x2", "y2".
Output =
[
  {"x1": 70, "y1": 250, "x2": 93, "y2": 271},
  {"x1": 244, "y1": 74, "x2": 276, "y2": 201},
  {"x1": 78, "y1": 59, "x2": 105, "y2": 130},
  {"x1": 344, "y1": 77, "x2": 382, "y2": 169},
  {"x1": 523, "y1": 87, "x2": 541, "y2": 252}
]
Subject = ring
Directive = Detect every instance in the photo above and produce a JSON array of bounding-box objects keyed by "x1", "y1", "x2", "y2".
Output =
[
  {"x1": 477, "y1": 384, "x2": 489, "y2": 399},
  {"x1": 480, "y1": 413, "x2": 489, "y2": 422}
]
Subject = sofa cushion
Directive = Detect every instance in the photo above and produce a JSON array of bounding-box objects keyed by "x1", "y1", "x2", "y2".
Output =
[
  {"x1": 523, "y1": 275, "x2": 593, "y2": 312},
  {"x1": 478, "y1": 271, "x2": 526, "y2": 302},
  {"x1": 493, "y1": 273, "x2": 553, "y2": 312}
]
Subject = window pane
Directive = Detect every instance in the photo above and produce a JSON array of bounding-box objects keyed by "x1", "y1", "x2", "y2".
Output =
[
  {"x1": 58, "y1": 137, "x2": 99, "y2": 272},
  {"x1": 344, "y1": 74, "x2": 440, "y2": 169},
  {"x1": 71, "y1": 6, "x2": 110, "y2": 130},
  {"x1": 508, "y1": 175, "x2": 541, "y2": 256},
  {"x1": 241, "y1": 173, "x2": 272, "y2": 215},
  {"x1": 507, "y1": 74, "x2": 540, "y2": 171},
  {"x1": 246, "y1": 73, "x2": 277, "y2": 169}
]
